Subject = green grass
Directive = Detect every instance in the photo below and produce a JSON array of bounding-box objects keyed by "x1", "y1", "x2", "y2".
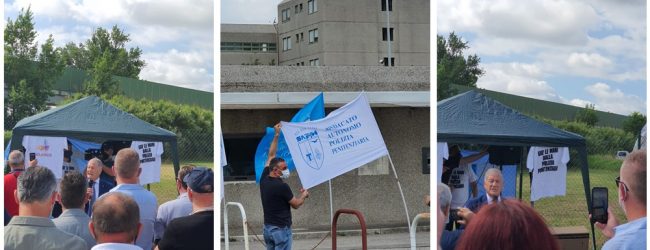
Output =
[
  {"x1": 519, "y1": 155, "x2": 625, "y2": 249},
  {"x1": 148, "y1": 161, "x2": 214, "y2": 205}
]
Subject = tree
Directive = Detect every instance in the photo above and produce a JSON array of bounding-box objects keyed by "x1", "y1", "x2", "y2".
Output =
[
  {"x1": 437, "y1": 32, "x2": 485, "y2": 100},
  {"x1": 4, "y1": 7, "x2": 64, "y2": 128},
  {"x1": 61, "y1": 25, "x2": 145, "y2": 97},
  {"x1": 622, "y1": 112, "x2": 646, "y2": 137},
  {"x1": 575, "y1": 104, "x2": 599, "y2": 127}
]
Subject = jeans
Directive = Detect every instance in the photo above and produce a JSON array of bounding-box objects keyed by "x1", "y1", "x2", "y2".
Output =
[{"x1": 263, "y1": 224, "x2": 292, "y2": 250}]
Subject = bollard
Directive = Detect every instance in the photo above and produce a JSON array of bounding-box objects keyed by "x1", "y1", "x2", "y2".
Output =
[
  {"x1": 410, "y1": 213, "x2": 430, "y2": 250},
  {"x1": 224, "y1": 202, "x2": 249, "y2": 250},
  {"x1": 332, "y1": 208, "x2": 367, "y2": 250}
]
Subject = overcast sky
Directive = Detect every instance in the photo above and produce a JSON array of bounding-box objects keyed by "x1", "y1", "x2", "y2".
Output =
[
  {"x1": 439, "y1": 0, "x2": 646, "y2": 115},
  {"x1": 4, "y1": 0, "x2": 214, "y2": 92},
  {"x1": 221, "y1": 0, "x2": 281, "y2": 24}
]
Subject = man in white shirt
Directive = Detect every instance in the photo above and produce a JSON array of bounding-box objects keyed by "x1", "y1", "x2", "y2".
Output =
[{"x1": 444, "y1": 145, "x2": 487, "y2": 230}]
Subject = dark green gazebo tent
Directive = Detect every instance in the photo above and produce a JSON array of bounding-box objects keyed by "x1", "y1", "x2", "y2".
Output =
[
  {"x1": 10, "y1": 95, "x2": 180, "y2": 177},
  {"x1": 438, "y1": 90, "x2": 595, "y2": 246}
]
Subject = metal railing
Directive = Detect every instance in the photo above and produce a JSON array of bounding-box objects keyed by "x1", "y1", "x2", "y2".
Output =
[
  {"x1": 410, "y1": 213, "x2": 430, "y2": 250},
  {"x1": 224, "y1": 202, "x2": 249, "y2": 250},
  {"x1": 331, "y1": 208, "x2": 367, "y2": 250}
]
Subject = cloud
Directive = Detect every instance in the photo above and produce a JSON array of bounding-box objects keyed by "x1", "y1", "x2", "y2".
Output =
[
  {"x1": 566, "y1": 53, "x2": 612, "y2": 69},
  {"x1": 567, "y1": 98, "x2": 594, "y2": 108},
  {"x1": 584, "y1": 83, "x2": 645, "y2": 115},
  {"x1": 477, "y1": 62, "x2": 563, "y2": 102},
  {"x1": 139, "y1": 49, "x2": 214, "y2": 92},
  {"x1": 221, "y1": 0, "x2": 282, "y2": 24}
]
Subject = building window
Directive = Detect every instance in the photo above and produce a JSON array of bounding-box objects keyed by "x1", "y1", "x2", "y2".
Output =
[
  {"x1": 309, "y1": 29, "x2": 319, "y2": 43},
  {"x1": 283, "y1": 37, "x2": 292, "y2": 51},
  {"x1": 382, "y1": 57, "x2": 395, "y2": 66},
  {"x1": 381, "y1": 0, "x2": 393, "y2": 11},
  {"x1": 308, "y1": 0, "x2": 317, "y2": 14},
  {"x1": 300, "y1": 3, "x2": 303, "y2": 12},
  {"x1": 282, "y1": 8, "x2": 291, "y2": 22},
  {"x1": 295, "y1": 5, "x2": 299, "y2": 14},
  {"x1": 223, "y1": 135, "x2": 263, "y2": 181},
  {"x1": 221, "y1": 42, "x2": 276, "y2": 52},
  {"x1": 300, "y1": 32, "x2": 304, "y2": 41},
  {"x1": 382, "y1": 27, "x2": 394, "y2": 41},
  {"x1": 309, "y1": 58, "x2": 320, "y2": 66},
  {"x1": 296, "y1": 34, "x2": 300, "y2": 43},
  {"x1": 301, "y1": 62, "x2": 305, "y2": 66}
]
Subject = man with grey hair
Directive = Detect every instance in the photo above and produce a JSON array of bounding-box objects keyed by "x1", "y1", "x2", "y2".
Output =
[
  {"x1": 54, "y1": 171, "x2": 95, "y2": 248},
  {"x1": 439, "y1": 183, "x2": 465, "y2": 250},
  {"x1": 4, "y1": 166, "x2": 87, "y2": 250},
  {"x1": 89, "y1": 192, "x2": 143, "y2": 250},
  {"x1": 85, "y1": 158, "x2": 115, "y2": 216},
  {"x1": 464, "y1": 168, "x2": 505, "y2": 213},
  {"x1": 108, "y1": 148, "x2": 157, "y2": 250},
  {"x1": 4, "y1": 150, "x2": 37, "y2": 217}
]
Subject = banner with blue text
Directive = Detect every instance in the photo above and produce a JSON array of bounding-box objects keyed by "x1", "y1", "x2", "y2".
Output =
[{"x1": 281, "y1": 93, "x2": 388, "y2": 189}]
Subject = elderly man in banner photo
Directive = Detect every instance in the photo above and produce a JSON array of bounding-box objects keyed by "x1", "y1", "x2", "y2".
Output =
[{"x1": 260, "y1": 123, "x2": 310, "y2": 250}]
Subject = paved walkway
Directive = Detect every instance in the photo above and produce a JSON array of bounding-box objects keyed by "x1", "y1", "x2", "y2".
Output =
[{"x1": 222, "y1": 231, "x2": 431, "y2": 250}]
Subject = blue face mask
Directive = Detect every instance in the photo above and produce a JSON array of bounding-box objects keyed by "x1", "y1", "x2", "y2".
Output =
[{"x1": 281, "y1": 169, "x2": 290, "y2": 179}]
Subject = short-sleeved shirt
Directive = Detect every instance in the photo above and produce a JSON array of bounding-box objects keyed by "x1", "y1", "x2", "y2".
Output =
[
  {"x1": 449, "y1": 164, "x2": 477, "y2": 208},
  {"x1": 260, "y1": 168, "x2": 294, "y2": 227},
  {"x1": 158, "y1": 210, "x2": 214, "y2": 250},
  {"x1": 602, "y1": 217, "x2": 647, "y2": 250},
  {"x1": 4, "y1": 171, "x2": 22, "y2": 216},
  {"x1": 109, "y1": 184, "x2": 158, "y2": 250}
]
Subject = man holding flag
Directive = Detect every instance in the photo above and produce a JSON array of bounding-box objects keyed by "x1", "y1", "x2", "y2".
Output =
[{"x1": 260, "y1": 123, "x2": 310, "y2": 250}]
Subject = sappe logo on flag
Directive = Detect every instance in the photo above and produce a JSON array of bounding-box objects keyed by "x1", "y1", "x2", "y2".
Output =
[{"x1": 295, "y1": 128, "x2": 324, "y2": 170}]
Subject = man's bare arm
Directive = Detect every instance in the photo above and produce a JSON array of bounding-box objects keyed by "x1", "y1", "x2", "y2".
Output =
[{"x1": 265, "y1": 123, "x2": 282, "y2": 167}]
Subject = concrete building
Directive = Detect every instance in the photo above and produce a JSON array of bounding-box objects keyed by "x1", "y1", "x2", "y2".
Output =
[
  {"x1": 221, "y1": 66, "x2": 430, "y2": 236},
  {"x1": 221, "y1": 24, "x2": 279, "y2": 66},
  {"x1": 276, "y1": 0, "x2": 430, "y2": 66}
]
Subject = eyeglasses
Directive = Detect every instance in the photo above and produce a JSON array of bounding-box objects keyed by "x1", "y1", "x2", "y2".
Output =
[{"x1": 615, "y1": 176, "x2": 630, "y2": 192}]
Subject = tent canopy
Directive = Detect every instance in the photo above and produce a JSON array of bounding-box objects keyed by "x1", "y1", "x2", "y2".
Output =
[
  {"x1": 10, "y1": 95, "x2": 180, "y2": 176},
  {"x1": 438, "y1": 90, "x2": 585, "y2": 147},
  {"x1": 437, "y1": 90, "x2": 594, "y2": 246}
]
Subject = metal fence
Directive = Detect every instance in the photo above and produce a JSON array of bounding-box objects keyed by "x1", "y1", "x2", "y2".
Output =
[{"x1": 149, "y1": 129, "x2": 214, "y2": 205}]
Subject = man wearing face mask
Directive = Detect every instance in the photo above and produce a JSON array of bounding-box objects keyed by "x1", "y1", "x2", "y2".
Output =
[
  {"x1": 260, "y1": 123, "x2": 310, "y2": 250},
  {"x1": 594, "y1": 149, "x2": 646, "y2": 250}
]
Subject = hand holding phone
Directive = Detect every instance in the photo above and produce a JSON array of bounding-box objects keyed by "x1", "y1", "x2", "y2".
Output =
[
  {"x1": 591, "y1": 187, "x2": 608, "y2": 224},
  {"x1": 29, "y1": 153, "x2": 36, "y2": 161}
]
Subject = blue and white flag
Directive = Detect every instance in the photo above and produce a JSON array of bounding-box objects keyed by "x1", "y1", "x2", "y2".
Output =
[
  {"x1": 281, "y1": 93, "x2": 388, "y2": 189},
  {"x1": 254, "y1": 93, "x2": 325, "y2": 183}
]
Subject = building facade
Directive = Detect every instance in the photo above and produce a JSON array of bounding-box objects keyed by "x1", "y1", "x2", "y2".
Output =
[
  {"x1": 221, "y1": 24, "x2": 279, "y2": 66},
  {"x1": 221, "y1": 65, "x2": 430, "y2": 235},
  {"x1": 276, "y1": 0, "x2": 430, "y2": 66}
]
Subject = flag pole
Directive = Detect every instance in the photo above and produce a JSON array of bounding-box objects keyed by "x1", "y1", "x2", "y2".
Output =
[
  {"x1": 328, "y1": 180, "x2": 334, "y2": 226},
  {"x1": 386, "y1": 153, "x2": 411, "y2": 229}
]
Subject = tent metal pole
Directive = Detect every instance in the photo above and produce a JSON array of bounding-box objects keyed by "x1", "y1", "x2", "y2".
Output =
[
  {"x1": 518, "y1": 147, "x2": 525, "y2": 200},
  {"x1": 387, "y1": 153, "x2": 411, "y2": 229}
]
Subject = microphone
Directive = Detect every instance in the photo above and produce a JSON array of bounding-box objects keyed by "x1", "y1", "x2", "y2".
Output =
[{"x1": 88, "y1": 179, "x2": 95, "y2": 188}]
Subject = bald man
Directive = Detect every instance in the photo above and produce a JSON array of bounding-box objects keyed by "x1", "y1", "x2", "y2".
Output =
[
  {"x1": 596, "y1": 149, "x2": 646, "y2": 250},
  {"x1": 4, "y1": 150, "x2": 37, "y2": 217}
]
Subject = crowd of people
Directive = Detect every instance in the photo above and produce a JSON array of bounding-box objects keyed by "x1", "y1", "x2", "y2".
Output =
[
  {"x1": 437, "y1": 147, "x2": 646, "y2": 250},
  {"x1": 4, "y1": 147, "x2": 215, "y2": 250}
]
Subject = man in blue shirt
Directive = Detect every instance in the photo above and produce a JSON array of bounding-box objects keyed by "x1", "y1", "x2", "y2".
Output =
[
  {"x1": 154, "y1": 165, "x2": 195, "y2": 243},
  {"x1": 595, "y1": 149, "x2": 646, "y2": 250},
  {"x1": 108, "y1": 148, "x2": 158, "y2": 250}
]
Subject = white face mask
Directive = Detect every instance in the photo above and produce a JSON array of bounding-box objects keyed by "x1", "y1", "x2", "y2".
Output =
[{"x1": 280, "y1": 169, "x2": 290, "y2": 179}]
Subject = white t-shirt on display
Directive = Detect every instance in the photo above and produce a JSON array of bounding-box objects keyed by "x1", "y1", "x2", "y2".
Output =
[
  {"x1": 449, "y1": 164, "x2": 478, "y2": 208},
  {"x1": 23, "y1": 136, "x2": 67, "y2": 179},
  {"x1": 527, "y1": 146, "x2": 570, "y2": 201},
  {"x1": 437, "y1": 142, "x2": 448, "y2": 183},
  {"x1": 130, "y1": 141, "x2": 164, "y2": 185}
]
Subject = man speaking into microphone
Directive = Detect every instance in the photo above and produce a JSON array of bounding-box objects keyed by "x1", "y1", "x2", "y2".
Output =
[{"x1": 84, "y1": 158, "x2": 115, "y2": 216}]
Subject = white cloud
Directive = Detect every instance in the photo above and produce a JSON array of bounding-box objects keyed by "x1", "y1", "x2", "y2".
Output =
[
  {"x1": 221, "y1": 0, "x2": 282, "y2": 24},
  {"x1": 584, "y1": 83, "x2": 645, "y2": 115},
  {"x1": 566, "y1": 53, "x2": 612, "y2": 69},
  {"x1": 139, "y1": 49, "x2": 214, "y2": 92},
  {"x1": 477, "y1": 62, "x2": 563, "y2": 102},
  {"x1": 568, "y1": 98, "x2": 594, "y2": 108}
]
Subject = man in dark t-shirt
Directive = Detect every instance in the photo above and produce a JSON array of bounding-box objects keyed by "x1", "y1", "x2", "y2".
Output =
[{"x1": 260, "y1": 123, "x2": 310, "y2": 250}]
